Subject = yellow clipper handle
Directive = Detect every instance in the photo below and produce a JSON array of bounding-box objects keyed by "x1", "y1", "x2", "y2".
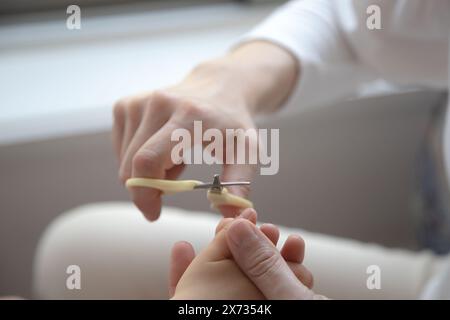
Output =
[
  {"x1": 125, "y1": 178, "x2": 253, "y2": 209},
  {"x1": 125, "y1": 178, "x2": 202, "y2": 194},
  {"x1": 207, "y1": 188, "x2": 253, "y2": 209}
]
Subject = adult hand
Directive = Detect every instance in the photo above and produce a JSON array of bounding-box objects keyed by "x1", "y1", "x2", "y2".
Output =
[
  {"x1": 226, "y1": 218, "x2": 327, "y2": 299},
  {"x1": 169, "y1": 208, "x2": 315, "y2": 299},
  {"x1": 113, "y1": 42, "x2": 298, "y2": 221}
]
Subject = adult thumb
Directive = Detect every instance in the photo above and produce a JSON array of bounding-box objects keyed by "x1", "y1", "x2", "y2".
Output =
[{"x1": 226, "y1": 219, "x2": 315, "y2": 300}]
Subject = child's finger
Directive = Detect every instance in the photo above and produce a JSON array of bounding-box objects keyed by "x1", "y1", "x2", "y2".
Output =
[
  {"x1": 215, "y1": 208, "x2": 257, "y2": 235},
  {"x1": 169, "y1": 241, "x2": 195, "y2": 298},
  {"x1": 281, "y1": 235, "x2": 305, "y2": 263},
  {"x1": 218, "y1": 205, "x2": 243, "y2": 218},
  {"x1": 259, "y1": 223, "x2": 280, "y2": 246},
  {"x1": 208, "y1": 209, "x2": 258, "y2": 262},
  {"x1": 287, "y1": 262, "x2": 314, "y2": 289},
  {"x1": 238, "y1": 208, "x2": 257, "y2": 224},
  {"x1": 226, "y1": 219, "x2": 315, "y2": 300},
  {"x1": 215, "y1": 218, "x2": 234, "y2": 235}
]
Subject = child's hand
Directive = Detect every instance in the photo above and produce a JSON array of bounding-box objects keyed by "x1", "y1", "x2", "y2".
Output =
[{"x1": 170, "y1": 209, "x2": 314, "y2": 300}]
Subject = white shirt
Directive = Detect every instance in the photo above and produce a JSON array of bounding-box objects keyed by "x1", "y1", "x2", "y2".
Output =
[
  {"x1": 244, "y1": 0, "x2": 448, "y2": 108},
  {"x1": 243, "y1": 0, "x2": 450, "y2": 299}
]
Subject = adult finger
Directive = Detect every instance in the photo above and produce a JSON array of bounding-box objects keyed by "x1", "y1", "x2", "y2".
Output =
[
  {"x1": 130, "y1": 121, "x2": 182, "y2": 221},
  {"x1": 226, "y1": 219, "x2": 315, "y2": 300},
  {"x1": 120, "y1": 102, "x2": 144, "y2": 161},
  {"x1": 119, "y1": 99, "x2": 173, "y2": 183},
  {"x1": 112, "y1": 100, "x2": 126, "y2": 159}
]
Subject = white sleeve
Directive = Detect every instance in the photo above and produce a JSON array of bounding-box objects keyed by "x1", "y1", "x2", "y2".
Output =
[
  {"x1": 238, "y1": 0, "x2": 449, "y2": 111},
  {"x1": 238, "y1": 0, "x2": 376, "y2": 111}
]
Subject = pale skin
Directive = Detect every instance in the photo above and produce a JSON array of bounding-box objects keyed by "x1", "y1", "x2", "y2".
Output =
[
  {"x1": 170, "y1": 208, "x2": 326, "y2": 300},
  {"x1": 0, "y1": 41, "x2": 306, "y2": 300},
  {"x1": 113, "y1": 41, "x2": 315, "y2": 299},
  {"x1": 113, "y1": 41, "x2": 298, "y2": 220}
]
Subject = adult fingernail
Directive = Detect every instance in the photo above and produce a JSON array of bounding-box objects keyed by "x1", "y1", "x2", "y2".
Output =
[{"x1": 228, "y1": 219, "x2": 258, "y2": 247}]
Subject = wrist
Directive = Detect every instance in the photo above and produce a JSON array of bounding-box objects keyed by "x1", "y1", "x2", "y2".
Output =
[
  {"x1": 225, "y1": 41, "x2": 299, "y2": 114},
  {"x1": 176, "y1": 41, "x2": 298, "y2": 117},
  {"x1": 179, "y1": 57, "x2": 257, "y2": 115}
]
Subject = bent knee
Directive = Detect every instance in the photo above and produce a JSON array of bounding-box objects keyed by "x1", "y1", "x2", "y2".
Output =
[{"x1": 33, "y1": 202, "x2": 216, "y2": 299}]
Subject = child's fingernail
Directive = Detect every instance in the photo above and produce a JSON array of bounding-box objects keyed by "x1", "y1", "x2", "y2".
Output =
[{"x1": 238, "y1": 208, "x2": 254, "y2": 219}]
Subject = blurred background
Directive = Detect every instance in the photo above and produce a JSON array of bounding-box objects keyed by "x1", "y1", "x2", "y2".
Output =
[{"x1": 0, "y1": 0, "x2": 445, "y2": 298}]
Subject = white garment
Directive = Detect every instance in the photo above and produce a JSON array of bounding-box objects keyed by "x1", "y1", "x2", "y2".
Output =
[
  {"x1": 243, "y1": 0, "x2": 448, "y2": 109},
  {"x1": 241, "y1": 0, "x2": 450, "y2": 298},
  {"x1": 33, "y1": 203, "x2": 444, "y2": 299}
]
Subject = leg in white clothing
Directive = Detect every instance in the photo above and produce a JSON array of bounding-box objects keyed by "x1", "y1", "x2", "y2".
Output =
[{"x1": 33, "y1": 202, "x2": 445, "y2": 299}]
